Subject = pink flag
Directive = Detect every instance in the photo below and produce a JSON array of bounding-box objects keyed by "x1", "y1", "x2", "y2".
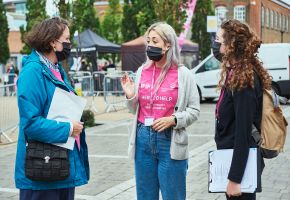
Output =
[{"x1": 178, "y1": 0, "x2": 197, "y2": 49}]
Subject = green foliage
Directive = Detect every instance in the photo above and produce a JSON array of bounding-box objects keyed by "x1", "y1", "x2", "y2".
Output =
[
  {"x1": 121, "y1": 0, "x2": 139, "y2": 42},
  {"x1": 57, "y1": 0, "x2": 71, "y2": 20},
  {"x1": 0, "y1": 0, "x2": 9, "y2": 64},
  {"x1": 102, "y1": 0, "x2": 123, "y2": 44},
  {"x1": 151, "y1": 0, "x2": 188, "y2": 35},
  {"x1": 121, "y1": 0, "x2": 188, "y2": 41},
  {"x1": 135, "y1": 0, "x2": 156, "y2": 35},
  {"x1": 71, "y1": 0, "x2": 101, "y2": 37},
  {"x1": 191, "y1": 0, "x2": 214, "y2": 59},
  {"x1": 121, "y1": 0, "x2": 156, "y2": 41},
  {"x1": 82, "y1": 110, "x2": 95, "y2": 127},
  {"x1": 20, "y1": 0, "x2": 47, "y2": 54}
]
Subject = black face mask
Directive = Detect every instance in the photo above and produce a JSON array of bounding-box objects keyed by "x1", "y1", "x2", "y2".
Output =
[
  {"x1": 146, "y1": 46, "x2": 163, "y2": 61},
  {"x1": 55, "y1": 42, "x2": 72, "y2": 62},
  {"x1": 212, "y1": 41, "x2": 223, "y2": 62}
]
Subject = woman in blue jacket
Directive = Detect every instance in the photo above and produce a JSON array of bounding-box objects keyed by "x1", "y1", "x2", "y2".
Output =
[{"x1": 15, "y1": 17, "x2": 89, "y2": 200}]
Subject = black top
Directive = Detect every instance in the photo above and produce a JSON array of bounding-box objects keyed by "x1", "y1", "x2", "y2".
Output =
[{"x1": 215, "y1": 73, "x2": 263, "y2": 183}]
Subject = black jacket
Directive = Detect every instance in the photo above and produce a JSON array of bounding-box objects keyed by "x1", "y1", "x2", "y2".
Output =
[{"x1": 215, "y1": 74, "x2": 263, "y2": 183}]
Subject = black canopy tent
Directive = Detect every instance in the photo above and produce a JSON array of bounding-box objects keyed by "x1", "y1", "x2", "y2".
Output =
[
  {"x1": 121, "y1": 36, "x2": 199, "y2": 72},
  {"x1": 71, "y1": 29, "x2": 121, "y2": 71}
]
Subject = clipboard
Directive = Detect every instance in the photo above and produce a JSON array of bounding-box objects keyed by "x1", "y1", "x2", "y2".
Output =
[{"x1": 208, "y1": 148, "x2": 258, "y2": 193}]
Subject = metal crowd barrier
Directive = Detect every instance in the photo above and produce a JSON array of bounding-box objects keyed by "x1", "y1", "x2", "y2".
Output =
[
  {"x1": 0, "y1": 84, "x2": 18, "y2": 143},
  {"x1": 92, "y1": 71, "x2": 107, "y2": 96},
  {"x1": 103, "y1": 71, "x2": 135, "y2": 113},
  {"x1": 0, "y1": 74, "x2": 17, "y2": 97},
  {"x1": 68, "y1": 71, "x2": 94, "y2": 96}
]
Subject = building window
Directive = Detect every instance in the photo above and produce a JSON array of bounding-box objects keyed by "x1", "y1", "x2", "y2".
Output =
[
  {"x1": 281, "y1": 15, "x2": 285, "y2": 31},
  {"x1": 274, "y1": 11, "x2": 278, "y2": 30},
  {"x1": 279, "y1": 13, "x2": 282, "y2": 30},
  {"x1": 270, "y1": 10, "x2": 274, "y2": 29},
  {"x1": 265, "y1": 8, "x2": 269, "y2": 27},
  {"x1": 261, "y1": 7, "x2": 264, "y2": 26},
  {"x1": 15, "y1": 3, "x2": 27, "y2": 14},
  {"x1": 215, "y1": 6, "x2": 227, "y2": 27},
  {"x1": 285, "y1": 16, "x2": 288, "y2": 32},
  {"x1": 234, "y1": 6, "x2": 246, "y2": 22}
]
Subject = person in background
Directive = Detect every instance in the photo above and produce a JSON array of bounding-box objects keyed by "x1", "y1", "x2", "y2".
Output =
[
  {"x1": 121, "y1": 22, "x2": 200, "y2": 200},
  {"x1": 15, "y1": 17, "x2": 89, "y2": 200},
  {"x1": 213, "y1": 19, "x2": 272, "y2": 200}
]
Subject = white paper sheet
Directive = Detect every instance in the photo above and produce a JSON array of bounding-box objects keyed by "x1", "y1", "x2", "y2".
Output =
[
  {"x1": 208, "y1": 148, "x2": 257, "y2": 193},
  {"x1": 47, "y1": 87, "x2": 87, "y2": 150}
]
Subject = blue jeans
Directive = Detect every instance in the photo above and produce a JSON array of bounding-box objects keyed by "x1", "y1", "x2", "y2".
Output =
[{"x1": 135, "y1": 122, "x2": 188, "y2": 200}]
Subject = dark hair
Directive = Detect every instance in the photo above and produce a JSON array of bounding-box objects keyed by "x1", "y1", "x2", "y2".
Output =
[
  {"x1": 218, "y1": 19, "x2": 272, "y2": 91},
  {"x1": 25, "y1": 17, "x2": 69, "y2": 53}
]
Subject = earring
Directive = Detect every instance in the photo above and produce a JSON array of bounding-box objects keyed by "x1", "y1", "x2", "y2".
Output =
[{"x1": 53, "y1": 47, "x2": 56, "y2": 51}]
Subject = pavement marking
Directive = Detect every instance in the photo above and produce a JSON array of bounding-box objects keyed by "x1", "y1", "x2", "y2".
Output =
[
  {"x1": 87, "y1": 133, "x2": 213, "y2": 137},
  {"x1": 88, "y1": 140, "x2": 216, "y2": 200},
  {"x1": 0, "y1": 188, "x2": 18, "y2": 194},
  {"x1": 284, "y1": 107, "x2": 290, "y2": 118},
  {"x1": 87, "y1": 133, "x2": 128, "y2": 137},
  {"x1": 88, "y1": 154, "x2": 127, "y2": 159},
  {"x1": 0, "y1": 140, "x2": 216, "y2": 200},
  {"x1": 0, "y1": 187, "x2": 103, "y2": 200}
]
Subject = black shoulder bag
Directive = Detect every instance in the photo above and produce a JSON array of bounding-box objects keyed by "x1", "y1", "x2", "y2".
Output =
[{"x1": 25, "y1": 136, "x2": 70, "y2": 182}]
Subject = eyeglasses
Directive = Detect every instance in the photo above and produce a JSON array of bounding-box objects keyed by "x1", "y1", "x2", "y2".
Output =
[{"x1": 56, "y1": 39, "x2": 72, "y2": 48}]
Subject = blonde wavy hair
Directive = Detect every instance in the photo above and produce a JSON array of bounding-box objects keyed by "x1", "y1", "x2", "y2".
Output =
[{"x1": 144, "y1": 22, "x2": 181, "y2": 92}]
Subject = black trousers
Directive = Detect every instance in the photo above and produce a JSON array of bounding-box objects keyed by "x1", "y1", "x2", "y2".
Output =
[
  {"x1": 20, "y1": 187, "x2": 75, "y2": 200},
  {"x1": 226, "y1": 193, "x2": 256, "y2": 200}
]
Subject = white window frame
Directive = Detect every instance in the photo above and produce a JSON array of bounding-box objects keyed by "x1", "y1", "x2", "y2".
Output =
[
  {"x1": 274, "y1": 11, "x2": 278, "y2": 30},
  {"x1": 215, "y1": 6, "x2": 227, "y2": 27},
  {"x1": 270, "y1": 10, "x2": 274, "y2": 29},
  {"x1": 278, "y1": 13, "x2": 283, "y2": 31},
  {"x1": 234, "y1": 5, "x2": 246, "y2": 22},
  {"x1": 287, "y1": 17, "x2": 289, "y2": 32},
  {"x1": 261, "y1": 7, "x2": 265, "y2": 27},
  {"x1": 265, "y1": 8, "x2": 269, "y2": 28}
]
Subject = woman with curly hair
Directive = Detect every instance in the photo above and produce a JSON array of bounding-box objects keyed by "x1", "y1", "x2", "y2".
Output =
[{"x1": 213, "y1": 19, "x2": 272, "y2": 200}]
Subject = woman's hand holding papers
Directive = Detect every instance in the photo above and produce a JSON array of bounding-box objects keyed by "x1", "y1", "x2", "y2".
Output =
[
  {"x1": 226, "y1": 180, "x2": 242, "y2": 197},
  {"x1": 71, "y1": 120, "x2": 84, "y2": 138}
]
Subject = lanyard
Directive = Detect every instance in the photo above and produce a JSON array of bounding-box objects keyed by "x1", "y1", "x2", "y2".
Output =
[
  {"x1": 215, "y1": 69, "x2": 233, "y2": 118},
  {"x1": 149, "y1": 65, "x2": 157, "y2": 115}
]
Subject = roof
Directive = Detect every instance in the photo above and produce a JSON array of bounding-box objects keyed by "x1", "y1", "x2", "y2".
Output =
[
  {"x1": 121, "y1": 36, "x2": 198, "y2": 53},
  {"x1": 74, "y1": 29, "x2": 120, "y2": 53}
]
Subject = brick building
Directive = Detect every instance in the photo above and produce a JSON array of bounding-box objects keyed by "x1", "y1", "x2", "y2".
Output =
[{"x1": 212, "y1": 0, "x2": 290, "y2": 43}]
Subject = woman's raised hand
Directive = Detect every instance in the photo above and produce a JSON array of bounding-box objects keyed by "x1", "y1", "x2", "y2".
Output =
[{"x1": 120, "y1": 73, "x2": 135, "y2": 99}]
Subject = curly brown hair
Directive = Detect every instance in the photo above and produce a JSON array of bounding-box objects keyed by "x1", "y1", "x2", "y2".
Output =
[{"x1": 217, "y1": 20, "x2": 272, "y2": 91}]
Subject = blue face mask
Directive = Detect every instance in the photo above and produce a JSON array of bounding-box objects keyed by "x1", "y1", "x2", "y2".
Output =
[
  {"x1": 212, "y1": 41, "x2": 223, "y2": 62},
  {"x1": 146, "y1": 46, "x2": 163, "y2": 61}
]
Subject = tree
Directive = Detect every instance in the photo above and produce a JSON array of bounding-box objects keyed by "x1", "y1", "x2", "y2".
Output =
[
  {"x1": 71, "y1": 0, "x2": 101, "y2": 37},
  {"x1": 0, "y1": 0, "x2": 10, "y2": 64},
  {"x1": 191, "y1": 0, "x2": 214, "y2": 59},
  {"x1": 102, "y1": 0, "x2": 123, "y2": 44},
  {"x1": 135, "y1": 0, "x2": 156, "y2": 35},
  {"x1": 57, "y1": 0, "x2": 71, "y2": 20},
  {"x1": 151, "y1": 0, "x2": 188, "y2": 35},
  {"x1": 20, "y1": 0, "x2": 47, "y2": 54},
  {"x1": 121, "y1": 0, "x2": 139, "y2": 42}
]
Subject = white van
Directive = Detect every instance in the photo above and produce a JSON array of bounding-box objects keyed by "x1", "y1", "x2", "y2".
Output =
[{"x1": 191, "y1": 43, "x2": 290, "y2": 101}]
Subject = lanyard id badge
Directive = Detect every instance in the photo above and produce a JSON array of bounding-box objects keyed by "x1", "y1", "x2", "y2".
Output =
[{"x1": 144, "y1": 116, "x2": 154, "y2": 126}]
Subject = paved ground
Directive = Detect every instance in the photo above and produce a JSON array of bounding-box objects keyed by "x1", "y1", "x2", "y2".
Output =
[{"x1": 0, "y1": 101, "x2": 290, "y2": 200}]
